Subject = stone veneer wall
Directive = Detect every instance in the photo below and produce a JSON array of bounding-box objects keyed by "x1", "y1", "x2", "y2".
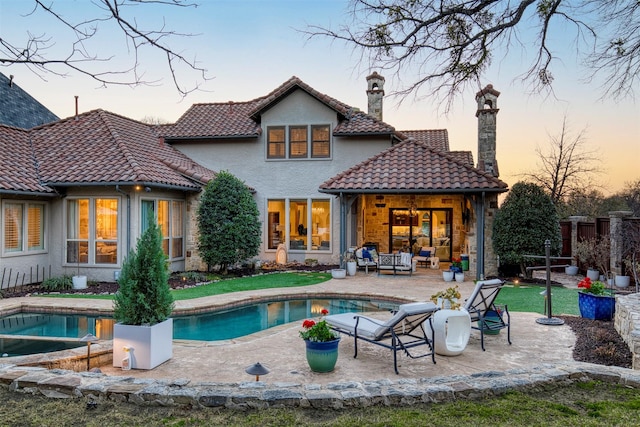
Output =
[
  {"x1": 615, "y1": 293, "x2": 640, "y2": 370},
  {"x1": 184, "y1": 193, "x2": 206, "y2": 272},
  {"x1": 482, "y1": 193, "x2": 500, "y2": 277}
]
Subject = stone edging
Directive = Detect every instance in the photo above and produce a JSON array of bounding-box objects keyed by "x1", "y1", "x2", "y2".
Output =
[
  {"x1": 615, "y1": 293, "x2": 640, "y2": 369},
  {"x1": 1, "y1": 362, "x2": 639, "y2": 409}
]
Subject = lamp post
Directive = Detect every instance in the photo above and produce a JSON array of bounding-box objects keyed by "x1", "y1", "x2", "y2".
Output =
[
  {"x1": 80, "y1": 333, "x2": 99, "y2": 371},
  {"x1": 535, "y1": 240, "x2": 565, "y2": 326}
]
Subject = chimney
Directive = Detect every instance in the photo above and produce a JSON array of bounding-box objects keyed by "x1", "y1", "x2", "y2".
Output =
[
  {"x1": 366, "y1": 72, "x2": 385, "y2": 121},
  {"x1": 74, "y1": 95, "x2": 79, "y2": 120},
  {"x1": 475, "y1": 84, "x2": 500, "y2": 177}
]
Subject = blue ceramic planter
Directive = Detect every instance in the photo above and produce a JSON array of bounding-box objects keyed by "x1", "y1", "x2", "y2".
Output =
[
  {"x1": 304, "y1": 338, "x2": 340, "y2": 372},
  {"x1": 578, "y1": 292, "x2": 615, "y2": 321}
]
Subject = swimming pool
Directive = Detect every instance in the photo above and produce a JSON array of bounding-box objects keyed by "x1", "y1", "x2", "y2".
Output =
[{"x1": 0, "y1": 297, "x2": 399, "y2": 356}]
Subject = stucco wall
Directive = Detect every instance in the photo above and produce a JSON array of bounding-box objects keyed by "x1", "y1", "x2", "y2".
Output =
[{"x1": 173, "y1": 90, "x2": 392, "y2": 266}]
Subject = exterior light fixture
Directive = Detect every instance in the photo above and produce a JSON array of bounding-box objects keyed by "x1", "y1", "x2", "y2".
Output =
[
  {"x1": 80, "y1": 333, "x2": 99, "y2": 371},
  {"x1": 245, "y1": 362, "x2": 270, "y2": 381}
]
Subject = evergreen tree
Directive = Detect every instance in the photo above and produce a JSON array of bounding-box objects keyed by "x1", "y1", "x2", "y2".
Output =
[
  {"x1": 113, "y1": 216, "x2": 174, "y2": 325},
  {"x1": 493, "y1": 182, "x2": 562, "y2": 277},
  {"x1": 197, "y1": 171, "x2": 261, "y2": 273}
]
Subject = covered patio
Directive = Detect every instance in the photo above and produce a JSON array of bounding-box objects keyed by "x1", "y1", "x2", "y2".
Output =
[{"x1": 319, "y1": 139, "x2": 508, "y2": 280}]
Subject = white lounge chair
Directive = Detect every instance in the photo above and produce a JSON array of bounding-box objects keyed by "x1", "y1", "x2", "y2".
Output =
[{"x1": 324, "y1": 302, "x2": 438, "y2": 374}]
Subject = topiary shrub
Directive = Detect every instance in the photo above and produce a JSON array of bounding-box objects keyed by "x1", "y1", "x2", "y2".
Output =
[
  {"x1": 493, "y1": 181, "x2": 562, "y2": 277},
  {"x1": 113, "y1": 216, "x2": 174, "y2": 325}
]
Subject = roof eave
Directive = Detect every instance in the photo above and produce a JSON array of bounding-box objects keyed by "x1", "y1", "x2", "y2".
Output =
[
  {"x1": 164, "y1": 134, "x2": 260, "y2": 142},
  {"x1": 0, "y1": 189, "x2": 57, "y2": 197},
  {"x1": 318, "y1": 187, "x2": 508, "y2": 195},
  {"x1": 43, "y1": 181, "x2": 203, "y2": 192}
]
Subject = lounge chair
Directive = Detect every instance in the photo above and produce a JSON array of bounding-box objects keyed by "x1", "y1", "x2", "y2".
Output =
[
  {"x1": 324, "y1": 302, "x2": 438, "y2": 374},
  {"x1": 463, "y1": 279, "x2": 511, "y2": 350}
]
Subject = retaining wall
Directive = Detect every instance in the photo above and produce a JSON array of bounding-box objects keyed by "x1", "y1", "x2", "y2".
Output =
[{"x1": 615, "y1": 293, "x2": 640, "y2": 370}]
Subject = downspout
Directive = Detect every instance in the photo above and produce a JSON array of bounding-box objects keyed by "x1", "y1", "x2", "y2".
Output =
[{"x1": 115, "y1": 185, "x2": 131, "y2": 255}]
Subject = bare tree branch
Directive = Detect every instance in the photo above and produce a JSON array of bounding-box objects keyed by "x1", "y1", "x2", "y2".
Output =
[
  {"x1": 302, "y1": 0, "x2": 638, "y2": 109},
  {"x1": 520, "y1": 115, "x2": 602, "y2": 205},
  {"x1": 0, "y1": 0, "x2": 210, "y2": 96}
]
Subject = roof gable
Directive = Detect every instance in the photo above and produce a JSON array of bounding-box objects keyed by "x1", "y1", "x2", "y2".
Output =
[
  {"x1": 319, "y1": 139, "x2": 507, "y2": 194},
  {"x1": 163, "y1": 76, "x2": 398, "y2": 141},
  {"x1": 0, "y1": 73, "x2": 59, "y2": 129}
]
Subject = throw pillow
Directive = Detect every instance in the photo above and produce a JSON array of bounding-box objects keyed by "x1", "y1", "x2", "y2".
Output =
[
  {"x1": 419, "y1": 250, "x2": 431, "y2": 257},
  {"x1": 362, "y1": 249, "x2": 372, "y2": 260}
]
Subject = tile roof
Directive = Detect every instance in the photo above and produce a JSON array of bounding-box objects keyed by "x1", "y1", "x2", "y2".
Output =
[
  {"x1": 399, "y1": 129, "x2": 450, "y2": 151},
  {"x1": 0, "y1": 73, "x2": 59, "y2": 129},
  {"x1": 319, "y1": 139, "x2": 507, "y2": 194},
  {"x1": 163, "y1": 76, "x2": 398, "y2": 141},
  {"x1": 162, "y1": 101, "x2": 262, "y2": 139},
  {"x1": 0, "y1": 124, "x2": 54, "y2": 195},
  {"x1": 0, "y1": 110, "x2": 217, "y2": 194}
]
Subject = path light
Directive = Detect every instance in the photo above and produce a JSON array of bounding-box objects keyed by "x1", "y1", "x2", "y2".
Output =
[
  {"x1": 245, "y1": 362, "x2": 270, "y2": 381},
  {"x1": 80, "y1": 333, "x2": 99, "y2": 371}
]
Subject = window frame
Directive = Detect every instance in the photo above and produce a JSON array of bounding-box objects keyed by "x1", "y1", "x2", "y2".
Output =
[
  {"x1": 311, "y1": 124, "x2": 330, "y2": 158},
  {"x1": 65, "y1": 197, "x2": 119, "y2": 266},
  {"x1": 266, "y1": 124, "x2": 331, "y2": 160},
  {"x1": 140, "y1": 198, "x2": 185, "y2": 261},
  {"x1": 2, "y1": 200, "x2": 47, "y2": 256},
  {"x1": 266, "y1": 198, "x2": 331, "y2": 252},
  {"x1": 267, "y1": 126, "x2": 286, "y2": 159}
]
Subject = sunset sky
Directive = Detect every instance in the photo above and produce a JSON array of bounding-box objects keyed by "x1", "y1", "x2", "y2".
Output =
[{"x1": 1, "y1": 0, "x2": 638, "y2": 195}]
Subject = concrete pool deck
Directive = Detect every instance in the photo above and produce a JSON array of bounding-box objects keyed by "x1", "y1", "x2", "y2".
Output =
[{"x1": 1, "y1": 269, "x2": 583, "y2": 385}]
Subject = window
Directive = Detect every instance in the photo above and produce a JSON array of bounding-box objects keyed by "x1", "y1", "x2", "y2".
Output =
[
  {"x1": 2, "y1": 201, "x2": 46, "y2": 254},
  {"x1": 267, "y1": 124, "x2": 331, "y2": 159},
  {"x1": 267, "y1": 126, "x2": 285, "y2": 159},
  {"x1": 311, "y1": 125, "x2": 330, "y2": 158},
  {"x1": 141, "y1": 199, "x2": 185, "y2": 260},
  {"x1": 267, "y1": 198, "x2": 331, "y2": 251},
  {"x1": 66, "y1": 198, "x2": 118, "y2": 265},
  {"x1": 289, "y1": 126, "x2": 308, "y2": 158}
]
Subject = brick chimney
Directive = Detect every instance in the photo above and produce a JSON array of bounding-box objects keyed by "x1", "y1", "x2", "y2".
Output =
[
  {"x1": 366, "y1": 72, "x2": 385, "y2": 121},
  {"x1": 475, "y1": 84, "x2": 500, "y2": 177}
]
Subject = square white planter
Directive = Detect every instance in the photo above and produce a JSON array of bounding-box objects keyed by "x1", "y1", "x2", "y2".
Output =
[{"x1": 112, "y1": 318, "x2": 173, "y2": 370}]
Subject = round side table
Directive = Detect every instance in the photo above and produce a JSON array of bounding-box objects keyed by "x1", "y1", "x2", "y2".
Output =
[{"x1": 431, "y1": 308, "x2": 471, "y2": 356}]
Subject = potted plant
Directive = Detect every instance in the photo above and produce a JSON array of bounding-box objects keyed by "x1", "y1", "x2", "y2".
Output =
[
  {"x1": 442, "y1": 270, "x2": 454, "y2": 282},
  {"x1": 343, "y1": 249, "x2": 357, "y2": 276},
  {"x1": 112, "y1": 217, "x2": 175, "y2": 370},
  {"x1": 577, "y1": 277, "x2": 615, "y2": 321},
  {"x1": 430, "y1": 285, "x2": 461, "y2": 310},
  {"x1": 299, "y1": 308, "x2": 340, "y2": 372},
  {"x1": 574, "y1": 237, "x2": 610, "y2": 281}
]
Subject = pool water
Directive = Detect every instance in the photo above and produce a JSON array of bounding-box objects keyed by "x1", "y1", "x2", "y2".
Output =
[{"x1": 0, "y1": 298, "x2": 398, "y2": 356}]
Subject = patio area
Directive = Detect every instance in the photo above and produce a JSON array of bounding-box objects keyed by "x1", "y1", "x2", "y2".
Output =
[{"x1": 0, "y1": 268, "x2": 580, "y2": 385}]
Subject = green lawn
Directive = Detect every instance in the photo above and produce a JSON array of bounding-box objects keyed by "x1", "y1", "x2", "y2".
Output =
[
  {"x1": 44, "y1": 272, "x2": 332, "y2": 300},
  {"x1": 495, "y1": 284, "x2": 580, "y2": 316}
]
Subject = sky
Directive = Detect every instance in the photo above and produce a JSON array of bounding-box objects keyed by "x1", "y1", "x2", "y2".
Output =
[{"x1": 1, "y1": 0, "x2": 638, "y2": 195}]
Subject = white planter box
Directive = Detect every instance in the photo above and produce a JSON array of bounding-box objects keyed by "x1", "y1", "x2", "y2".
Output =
[
  {"x1": 72, "y1": 275, "x2": 87, "y2": 289},
  {"x1": 113, "y1": 318, "x2": 173, "y2": 370}
]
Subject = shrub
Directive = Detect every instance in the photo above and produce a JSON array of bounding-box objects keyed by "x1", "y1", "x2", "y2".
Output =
[
  {"x1": 493, "y1": 182, "x2": 562, "y2": 277},
  {"x1": 41, "y1": 275, "x2": 73, "y2": 291},
  {"x1": 113, "y1": 216, "x2": 174, "y2": 325},
  {"x1": 197, "y1": 171, "x2": 261, "y2": 273}
]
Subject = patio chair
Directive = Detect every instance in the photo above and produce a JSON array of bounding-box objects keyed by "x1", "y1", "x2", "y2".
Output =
[
  {"x1": 324, "y1": 302, "x2": 439, "y2": 374},
  {"x1": 463, "y1": 279, "x2": 511, "y2": 351}
]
